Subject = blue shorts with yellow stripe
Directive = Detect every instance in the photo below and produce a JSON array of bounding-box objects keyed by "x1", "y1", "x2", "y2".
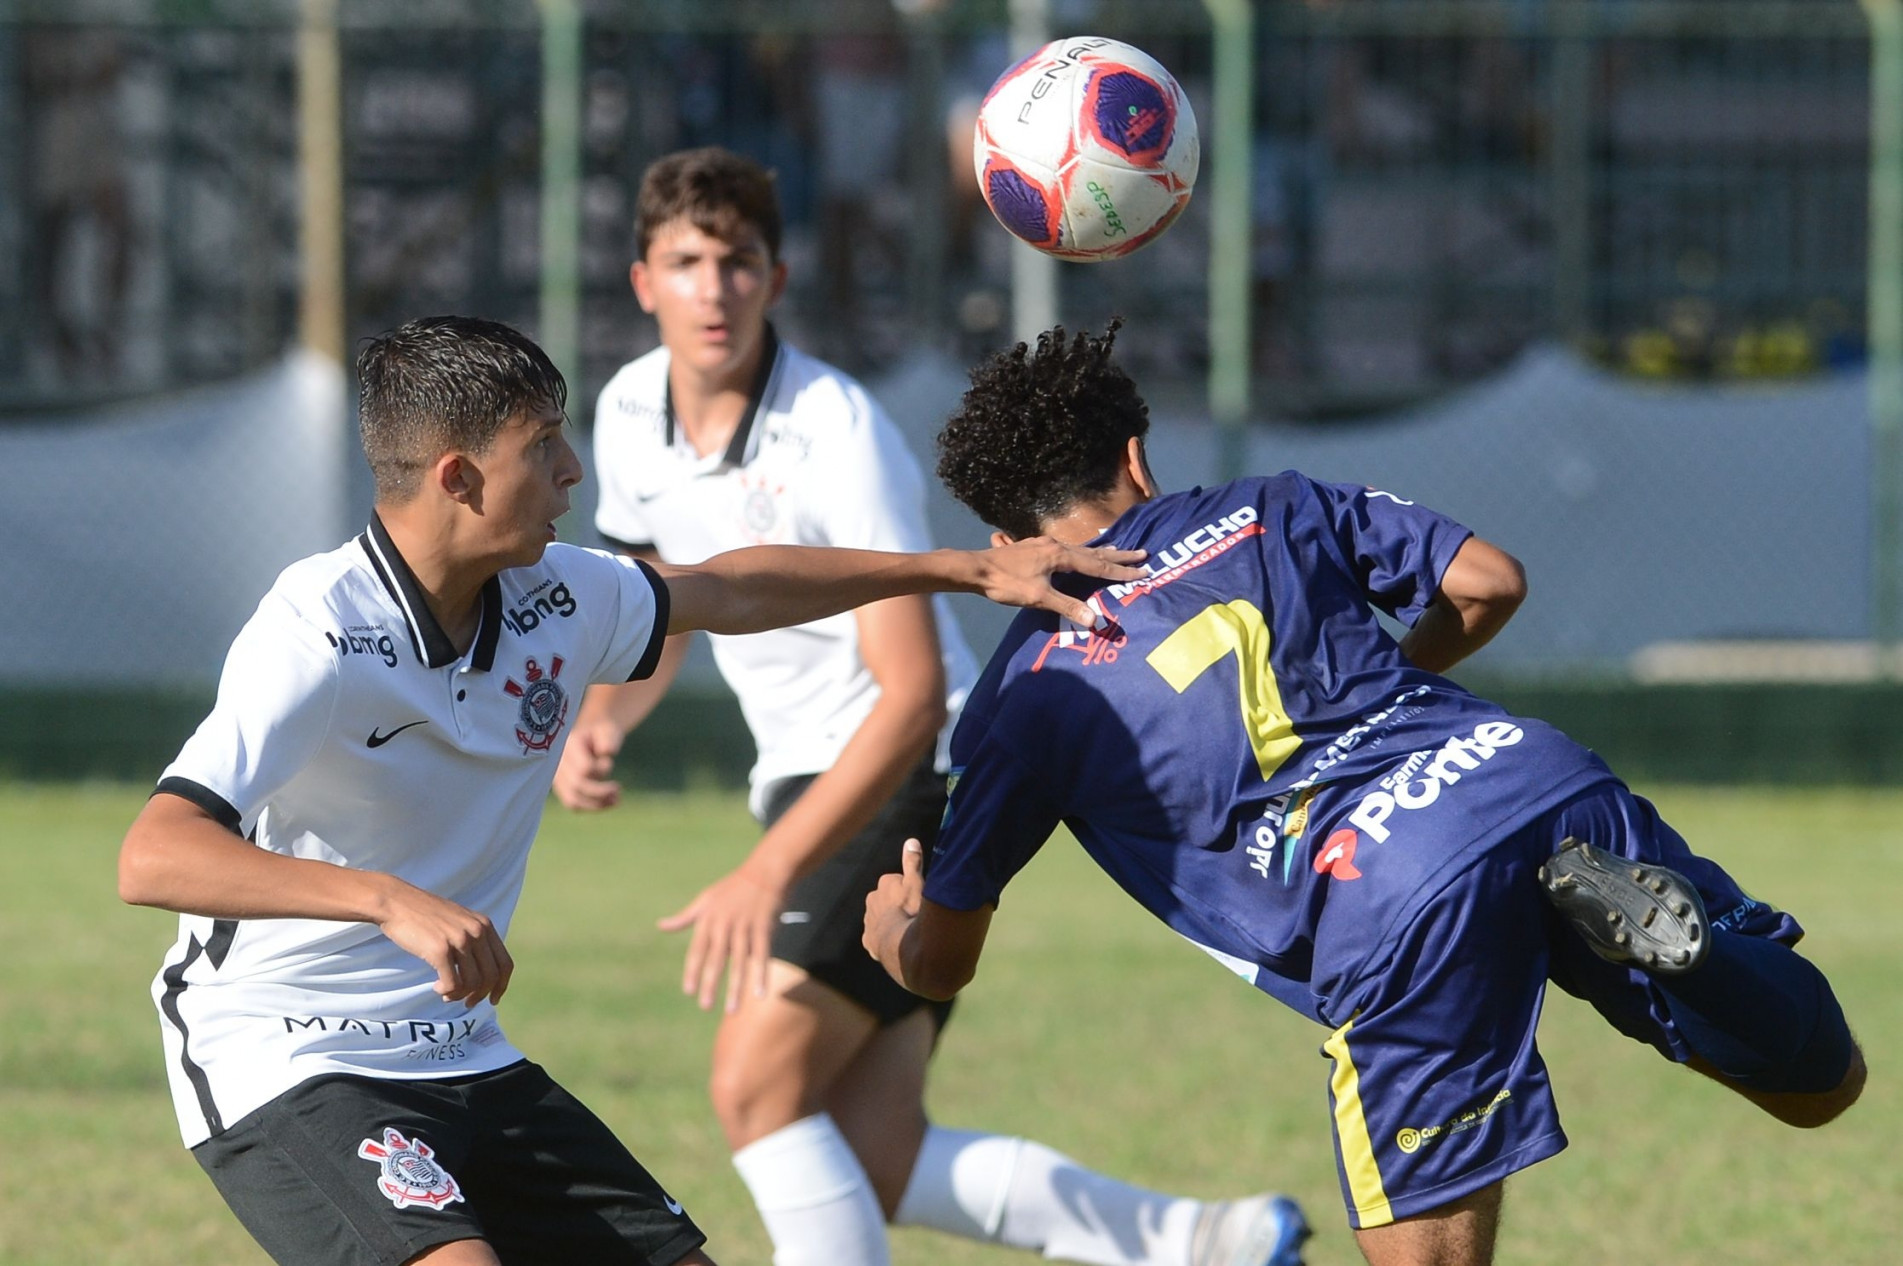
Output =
[{"x1": 1312, "y1": 779, "x2": 1801, "y2": 1229}]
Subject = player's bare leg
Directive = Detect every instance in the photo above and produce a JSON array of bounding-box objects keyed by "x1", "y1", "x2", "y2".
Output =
[
  {"x1": 824, "y1": 1004, "x2": 937, "y2": 1215},
  {"x1": 401, "y1": 1224, "x2": 718, "y2": 1264},
  {"x1": 719, "y1": 958, "x2": 894, "y2": 1265},
  {"x1": 1541, "y1": 836, "x2": 1863, "y2": 1127},
  {"x1": 1687, "y1": 1041, "x2": 1866, "y2": 1128},
  {"x1": 1351, "y1": 1182, "x2": 1500, "y2": 1266},
  {"x1": 722, "y1": 962, "x2": 1310, "y2": 1266},
  {"x1": 409, "y1": 1244, "x2": 714, "y2": 1266},
  {"x1": 408, "y1": 1241, "x2": 502, "y2": 1265},
  {"x1": 710, "y1": 958, "x2": 880, "y2": 1149}
]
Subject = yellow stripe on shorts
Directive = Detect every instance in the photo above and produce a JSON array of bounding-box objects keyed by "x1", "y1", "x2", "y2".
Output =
[{"x1": 1324, "y1": 1016, "x2": 1394, "y2": 1227}]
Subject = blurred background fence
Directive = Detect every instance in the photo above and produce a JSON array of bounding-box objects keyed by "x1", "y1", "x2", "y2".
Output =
[{"x1": 3, "y1": 0, "x2": 1900, "y2": 784}]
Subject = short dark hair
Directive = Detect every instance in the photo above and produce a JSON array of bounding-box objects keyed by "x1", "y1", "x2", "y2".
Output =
[
  {"x1": 356, "y1": 315, "x2": 567, "y2": 503},
  {"x1": 936, "y1": 321, "x2": 1149, "y2": 541},
  {"x1": 635, "y1": 147, "x2": 782, "y2": 262}
]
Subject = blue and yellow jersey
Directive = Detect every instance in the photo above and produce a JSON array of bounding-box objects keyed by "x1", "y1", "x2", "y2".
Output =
[{"x1": 926, "y1": 472, "x2": 1614, "y2": 1020}]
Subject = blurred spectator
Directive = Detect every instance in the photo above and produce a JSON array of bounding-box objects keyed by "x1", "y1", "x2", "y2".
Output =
[
  {"x1": 941, "y1": 28, "x2": 1010, "y2": 277},
  {"x1": 24, "y1": 26, "x2": 132, "y2": 384},
  {"x1": 812, "y1": 3, "x2": 909, "y2": 367}
]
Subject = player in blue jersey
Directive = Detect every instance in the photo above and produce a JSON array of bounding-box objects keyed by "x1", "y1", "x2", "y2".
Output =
[{"x1": 864, "y1": 323, "x2": 1866, "y2": 1266}]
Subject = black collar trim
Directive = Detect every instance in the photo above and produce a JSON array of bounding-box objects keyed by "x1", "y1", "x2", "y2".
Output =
[
  {"x1": 469, "y1": 577, "x2": 502, "y2": 673},
  {"x1": 358, "y1": 515, "x2": 503, "y2": 671},
  {"x1": 662, "y1": 323, "x2": 783, "y2": 468}
]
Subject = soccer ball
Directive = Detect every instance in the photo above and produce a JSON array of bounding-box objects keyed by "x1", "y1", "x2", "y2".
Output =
[{"x1": 973, "y1": 37, "x2": 1199, "y2": 262}]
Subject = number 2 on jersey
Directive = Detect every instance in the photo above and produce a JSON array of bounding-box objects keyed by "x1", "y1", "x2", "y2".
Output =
[{"x1": 1145, "y1": 599, "x2": 1298, "y2": 781}]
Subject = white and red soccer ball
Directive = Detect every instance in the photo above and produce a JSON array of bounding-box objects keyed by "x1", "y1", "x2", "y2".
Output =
[{"x1": 973, "y1": 37, "x2": 1200, "y2": 262}]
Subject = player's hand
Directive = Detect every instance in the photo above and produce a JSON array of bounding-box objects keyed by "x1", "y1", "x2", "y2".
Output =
[
  {"x1": 657, "y1": 862, "x2": 786, "y2": 1013},
  {"x1": 377, "y1": 883, "x2": 515, "y2": 1008},
  {"x1": 972, "y1": 539, "x2": 1146, "y2": 629},
  {"x1": 863, "y1": 837, "x2": 926, "y2": 967},
  {"x1": 553, "y1": 720, "x2": 624, "y2": 812}
]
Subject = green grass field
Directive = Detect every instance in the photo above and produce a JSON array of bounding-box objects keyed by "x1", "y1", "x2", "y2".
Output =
[{"x1": 1, "y1": 781, "x2": 1897, "y2": 1264}]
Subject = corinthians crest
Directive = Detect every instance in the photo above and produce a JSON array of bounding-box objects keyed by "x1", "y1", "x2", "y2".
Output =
[
  {"x1": 357, "y1": 1127, "x2": 465, "y2": 1210},
  {"x1": 503, "y1": 655, "x2": 569, "y2": 753}
]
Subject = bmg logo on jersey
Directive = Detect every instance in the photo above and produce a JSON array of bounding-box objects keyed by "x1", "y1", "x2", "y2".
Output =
[
  {"x1": 1348, "y1": 721, "x2": 1525, "y2": 842},
  {"x1": 327, "y1": 626, "x2": 398, "y2": 667},
  {"x1": 502, "y1": 580, "x2": 577, "y2": 636}
]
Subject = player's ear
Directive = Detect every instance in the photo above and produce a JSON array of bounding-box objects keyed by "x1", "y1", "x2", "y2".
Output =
[
  {"x1": 436, "y1": 451, "x2": 482, "y2": 507},
  {"x1": 767, "y1": 257, "x2": 789, "y2": 307},
  {"x1": 630, "y1": 260, "x2": 655, "y2": 313},
  {"x1": 1126, "y1": 436, "x2": 1159, "y2": 501},
  {"x1": 989, "y1": 529, "x2": 1016, "y2": 548}
]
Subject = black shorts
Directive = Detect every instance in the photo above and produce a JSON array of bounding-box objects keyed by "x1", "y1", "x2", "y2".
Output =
[
  {"x1": 761, "y1": 755, "x2": 956, "y2": 1028},
  {"x1": 193, "y1": 1061, "x2": 707, "y2": 1266}
]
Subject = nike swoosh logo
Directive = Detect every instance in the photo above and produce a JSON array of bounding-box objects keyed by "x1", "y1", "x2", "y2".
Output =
[
  {"x1": 663, "y1": 1195, "x2": 684, "y2": 1216},
  {"x1": 366, "y1": 720, "x2": 430, "y2": 748}
]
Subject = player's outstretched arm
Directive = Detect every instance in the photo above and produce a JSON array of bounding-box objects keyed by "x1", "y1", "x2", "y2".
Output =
[
  {"x1": 1399, "y1": 536, "x2": 1527, "y2": 674},
  {"x1": 863, "y1": 839, "x2": 993, "y2": 1001},
  {"x1": 654, "y1": 538, "x2": 1146, "y2": 637},
  {"x1": 120, "y1": 793, "x2": 513, "y2": 1006}
]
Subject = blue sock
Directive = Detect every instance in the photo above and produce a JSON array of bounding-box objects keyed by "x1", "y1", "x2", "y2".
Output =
[{"x1": 1655, "y1": 929, "x2": 1852, "y2": 1094}]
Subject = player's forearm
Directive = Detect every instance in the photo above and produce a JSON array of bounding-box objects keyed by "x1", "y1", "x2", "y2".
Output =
[
  {"x1": 660, "y1": 538, "x2": 1144, "y2": 636},
  {"x1": 1401, "y1": 538, "x2": 1526, "y2": 673},
  {"x1": 866, "y1": 873, "x2": 992, "y2": 1001},
  {"x1": 882, "y1": 913, "x2": 977, "y2": 1001},
  {"x1": 1400, "y1": 598, "x2": 1492, "y2": 674},
  {"x1": 119, "y1": 795, "x2": 408, "y2": 924},
  {"x1": 662, "y1": 546, "x2": 981, "y2": 636}
]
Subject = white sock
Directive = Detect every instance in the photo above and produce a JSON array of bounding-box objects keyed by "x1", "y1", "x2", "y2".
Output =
[
  {"x1": 894, "y1": 1125, "x2": 1203, "y2": 1265},
  {"x1": 731, "y1": 1113, "x2": 891, "y2": 1266}
]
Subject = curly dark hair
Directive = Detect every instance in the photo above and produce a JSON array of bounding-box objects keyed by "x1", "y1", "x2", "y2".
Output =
[
  {"x1": 357, "y1": 315, "x2": 567, "y2": 503},
  {"x1": 936, "y1": 321, "x2": 1149, "y2": 540}
]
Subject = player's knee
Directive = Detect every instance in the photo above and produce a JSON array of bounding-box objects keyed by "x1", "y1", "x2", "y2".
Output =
[
  {"x1": 708, "y1": 1060, "x2": 808, "y2": 1146},
  {"x1": 1786, "y1": 1040, "x2": 1866, "y2": 1129},
  {"x1": 707, "y1": 1062, "x2": 757, "y2": 1134},
  {"x1": 1727, "y1": 1037, "x2": 1866, "y2": 1129}
]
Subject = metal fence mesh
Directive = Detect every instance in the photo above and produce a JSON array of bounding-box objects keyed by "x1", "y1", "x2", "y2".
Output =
[{"x1": 0, "y1": 0, "x2": 1884, "y2": 687}]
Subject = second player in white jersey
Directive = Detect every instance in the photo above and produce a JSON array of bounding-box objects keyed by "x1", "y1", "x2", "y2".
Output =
[{"x1": 592, "y1": 328, "x2": 978, "y2": 803}]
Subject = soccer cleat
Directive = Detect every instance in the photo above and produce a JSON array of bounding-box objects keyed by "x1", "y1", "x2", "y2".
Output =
[
  {"x1": 1538, "y1": 836, "x2": 1709, "y2": 975},
  {"x1": 1190, "y1": 1193, "x2": 1312, "y2": 1266}
]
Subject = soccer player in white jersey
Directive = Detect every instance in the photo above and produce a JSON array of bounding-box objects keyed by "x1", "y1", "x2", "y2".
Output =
[
  {"x1": 552, "y1": 147, "x2": 1310, "y2": 1266},
  {"x1": 117, "y1": 315, "x2": 1145, "y2": 1266}
]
